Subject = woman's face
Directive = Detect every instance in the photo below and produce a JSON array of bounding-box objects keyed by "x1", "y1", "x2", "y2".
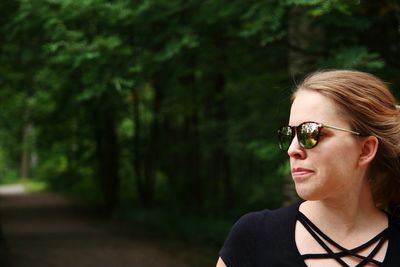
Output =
[{"x1": 288, "y1": 90, "x2": 362, "y2": 201}]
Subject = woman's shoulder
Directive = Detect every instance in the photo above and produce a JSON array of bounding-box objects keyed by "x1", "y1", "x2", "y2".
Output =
[
  {"x1": 219, "y1": 201, "x2": 302, "y2": 266},
  {"x1": 386, "y1": 211, "x2": 400, "y2": 231},
  {"x1": 384, "y1": 214, "x2": 400, "y2": 264},
  {"x1": 388, "y1": 213, "x2": 400, "y2": 236},
  {"x1": 231, "y1": 201, "x2": 301, "y2": 235}
]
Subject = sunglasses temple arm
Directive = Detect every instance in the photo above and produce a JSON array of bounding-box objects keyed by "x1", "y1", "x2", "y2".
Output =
[{"x1": 323, "y1": 124, "x2": 360, "y2": 135}]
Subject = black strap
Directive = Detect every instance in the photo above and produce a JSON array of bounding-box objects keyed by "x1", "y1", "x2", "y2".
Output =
[{"x1": 298, "y1": 212, "x2": 388, "y2": 266}]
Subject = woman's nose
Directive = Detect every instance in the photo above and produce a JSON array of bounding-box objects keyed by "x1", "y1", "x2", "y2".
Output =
[{"x1": 287, "y1": 135, "x2": 306, "y2": 159}]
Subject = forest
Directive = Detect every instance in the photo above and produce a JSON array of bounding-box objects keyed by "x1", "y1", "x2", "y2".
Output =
[{"x1": 0, "y1": 0, "x2": 399, "y2": 246}]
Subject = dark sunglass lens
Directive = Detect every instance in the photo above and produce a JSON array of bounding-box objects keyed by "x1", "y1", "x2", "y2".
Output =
[
  {"x1": 278, "y1": 126, "x2": 293, "y2": 150},
  {"x1": 298, "y1": 122, "x2": 319, "y2": 149}
]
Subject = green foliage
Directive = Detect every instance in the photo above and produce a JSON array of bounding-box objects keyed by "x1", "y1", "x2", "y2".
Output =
[
  {"x1": 246, "y1": 142, "x2": 280, "y2": 161},
  {"x1": 22, "y1": 179, "x2": 48, "y2": 192},
  {"x1": 67, "y1": 175, "x2": 103, "y2": 205},
  {"x1": 285, "y1": 0, "x2": 359, "y2": 16},
  {"x1": 239, "y1": 1, "x2": 286, "y2": 45},
  {"x1": 321, "y1": 46, "x2": 385, "y2": 70},
  {"x1": 34, "y1": 153, "x2": 68, "y2": 181},
  {"x1": 117, "y1": 207, "x2": 232, "y2": 246}
]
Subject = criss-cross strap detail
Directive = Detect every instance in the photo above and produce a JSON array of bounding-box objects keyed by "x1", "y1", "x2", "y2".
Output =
[{"x1": 298, "y1": 212, "x2": 389, "y2": 267}]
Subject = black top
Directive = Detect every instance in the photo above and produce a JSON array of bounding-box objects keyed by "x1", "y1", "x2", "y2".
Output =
[{"x1": 219, "y1": 202, "x2": 400, "y2": 267}]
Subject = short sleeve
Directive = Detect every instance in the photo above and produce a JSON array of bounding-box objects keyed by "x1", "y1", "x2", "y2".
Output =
[
  {"x1": 219, "y1": 203, "x2": 303, "y2": 267},
  {"x1": 219, "y1": 211, "x2": 266, "y2": 267}
]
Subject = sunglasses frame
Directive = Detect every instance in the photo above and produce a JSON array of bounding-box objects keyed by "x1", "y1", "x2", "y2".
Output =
[{"x1": 278, "y1": 121, "x2": 361, "y2": 151}]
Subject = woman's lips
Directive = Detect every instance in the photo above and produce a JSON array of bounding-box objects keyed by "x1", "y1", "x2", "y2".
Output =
[{"x1": 291, "y1": 167, "x2": 314, "y2": 180}]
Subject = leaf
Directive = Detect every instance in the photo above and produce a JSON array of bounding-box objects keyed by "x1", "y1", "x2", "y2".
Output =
[{"x1": 320, "y1": 46, "x2": 385, "y2": 70}]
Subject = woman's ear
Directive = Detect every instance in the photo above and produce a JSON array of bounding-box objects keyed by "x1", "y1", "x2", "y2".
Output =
[{"x1": 358, "y1": 136, "x2": 379, "y2": 166}]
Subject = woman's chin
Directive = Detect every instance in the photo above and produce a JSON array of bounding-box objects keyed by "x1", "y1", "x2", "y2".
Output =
[{"x1": 295, "y1": 186, "x2": 322, "y2": 201}]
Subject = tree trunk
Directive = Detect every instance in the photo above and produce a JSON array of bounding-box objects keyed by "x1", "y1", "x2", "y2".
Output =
[
  {"x1": 182, "y1": 106, "x2": 203, "y2": 210},
  {"x1": 213, "y1": 73, "x2": 233, "y2": 209},
  {"x1": 20, "y1": 104, "x2": 33, "y2": 179},
  {"x1": 288, "y1": 6, "x2": 324, "y2": 79},
  {"x1": 132, "y1": 88, "x2": 156, "y2": 207},
  {"x1": 20, "y1": 122, "x2": 33, "y2": 179},
  {"x1": 93, "y1": 100, "x2": 120, "y2": 212},
  {"x1": 176, "y1": 62, "x2": 204, "y2": 210},
  {"x1": 390, "y1": 0, "x2": 400, "y2": 34}
]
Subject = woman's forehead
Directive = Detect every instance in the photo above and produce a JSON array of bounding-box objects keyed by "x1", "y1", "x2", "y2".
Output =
[{"x1": 289, "y1": 90, "x2": 345, "y2": 126}]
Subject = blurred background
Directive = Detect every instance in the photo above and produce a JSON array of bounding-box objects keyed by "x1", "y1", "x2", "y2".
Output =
[{"x1": 0, "y1": 0, "x2": 399, "y2": 266}]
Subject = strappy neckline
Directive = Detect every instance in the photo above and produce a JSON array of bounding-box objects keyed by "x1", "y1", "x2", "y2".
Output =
[{"x1": 297, "y1": 211, "x2": 389, "y2": 267}]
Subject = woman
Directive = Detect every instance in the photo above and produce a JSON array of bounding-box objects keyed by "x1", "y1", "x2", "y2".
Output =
[{"x1": 216, "y1": 70, "x2": 400, "y2": 266}]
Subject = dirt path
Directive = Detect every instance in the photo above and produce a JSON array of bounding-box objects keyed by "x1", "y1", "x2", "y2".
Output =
[{"x1": 0, "y1": 187, "x2": 216, "y2": 267}]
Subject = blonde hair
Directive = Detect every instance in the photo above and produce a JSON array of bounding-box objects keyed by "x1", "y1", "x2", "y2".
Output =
[{"x1": 294, "y1": 70, "x2": 400, "y2": 217}]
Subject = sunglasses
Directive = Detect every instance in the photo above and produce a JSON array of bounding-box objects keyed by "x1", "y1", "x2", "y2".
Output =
[{"x1": 278, "y1": 121, "x2": 361, "y2": 151}]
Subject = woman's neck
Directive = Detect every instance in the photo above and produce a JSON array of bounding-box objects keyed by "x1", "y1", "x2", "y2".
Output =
[{"x1": 299, "y1": 180, "x2": 387, "y2": 237}]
